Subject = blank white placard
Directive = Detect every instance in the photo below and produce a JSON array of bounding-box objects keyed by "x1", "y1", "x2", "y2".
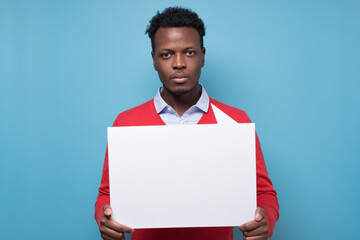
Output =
[{"x1": 107, "y1": 110, "x2": 256, "y2": 229}]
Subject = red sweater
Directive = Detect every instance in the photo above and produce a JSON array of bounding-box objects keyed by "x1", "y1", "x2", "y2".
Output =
[{"x1": 95, "y1": 98, "x2": 279, "y2": 239}]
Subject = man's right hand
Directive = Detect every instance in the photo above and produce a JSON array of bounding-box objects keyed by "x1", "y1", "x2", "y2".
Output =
[{"x1": 99, "y1": 205, "x2": 134, "y2": 240}]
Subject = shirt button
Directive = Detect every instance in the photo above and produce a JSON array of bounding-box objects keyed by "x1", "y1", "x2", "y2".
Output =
[
  {"x1": 180, "y1": 120, "x2": 184, "y2": 124},
  {"x1": 167, "y1": 107, "x2": 171, "y2": 111}
]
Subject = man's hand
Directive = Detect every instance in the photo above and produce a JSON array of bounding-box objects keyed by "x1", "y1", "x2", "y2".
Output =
[
  {"x1": 239, "y1": 207, "x2": 269, "y2": 240},
  {"x1": 99, "y1": 205, "x2": 134, "y2": 240}
]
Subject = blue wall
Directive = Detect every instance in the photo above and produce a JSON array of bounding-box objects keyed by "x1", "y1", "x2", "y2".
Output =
[{"x1": 1, "y1": 1, "x2": 359, "y2": 239}]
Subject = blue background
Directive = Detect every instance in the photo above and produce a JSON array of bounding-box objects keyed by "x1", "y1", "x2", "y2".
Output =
[{"x1": 1, "y1": 0, "x2": 359, "y2": 239}]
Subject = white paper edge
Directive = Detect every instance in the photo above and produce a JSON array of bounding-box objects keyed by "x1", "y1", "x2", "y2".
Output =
[{"x1": 211, "y1": 103, "x2": 238, "y2": 125}]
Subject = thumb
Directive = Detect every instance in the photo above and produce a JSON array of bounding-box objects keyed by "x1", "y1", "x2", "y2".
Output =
[
  {"x1": 103, "y1": 204, "x2": 112, "y2": 217},
  {"x1": 254, "y1": 207, "x2": 264, "y2": 222}
]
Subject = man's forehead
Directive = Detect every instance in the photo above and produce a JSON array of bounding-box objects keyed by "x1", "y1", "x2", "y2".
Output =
[
  {"x1": 156, "y1": 26, "x2": 197, "y2": 36},
  {"x1": 154, "y1": 27, "x2": 201, "y2": 49}
]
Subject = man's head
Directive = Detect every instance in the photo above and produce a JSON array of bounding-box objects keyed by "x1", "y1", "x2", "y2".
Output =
[
  {"x1": 146, "y1": 7, "x2": 206, "y2": 101},
  {"x1": 145, "y1": 7, "x2": 205, "y2": 51}
]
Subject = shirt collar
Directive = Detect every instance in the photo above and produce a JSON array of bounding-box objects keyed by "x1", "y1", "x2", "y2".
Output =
[{"x1": 154, "y1": 86, "x2": 209, "y2": 114}]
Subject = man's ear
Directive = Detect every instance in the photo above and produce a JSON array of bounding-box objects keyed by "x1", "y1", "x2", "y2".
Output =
[
  {"x1": 201, "y1": 47, "x2": 206, "y2": 67},
  {"x1": 151, "y1": 51, "x2": 157, "y2": 71}
]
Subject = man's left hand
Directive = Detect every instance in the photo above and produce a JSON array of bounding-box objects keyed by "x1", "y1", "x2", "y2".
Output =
[{"x1": 239, "y1": 206, "x2": 269, "y2": 240}]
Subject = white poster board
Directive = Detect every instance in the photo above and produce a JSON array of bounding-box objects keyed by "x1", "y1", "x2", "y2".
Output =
[{"x1": 107, "y1": 104, "x2": 256, "y2": 228}]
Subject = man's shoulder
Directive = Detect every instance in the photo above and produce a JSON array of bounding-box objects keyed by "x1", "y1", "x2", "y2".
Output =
[
  {"x1": 210, "y1": 98, "x2": 252, "y2": 123},
  {"x1": 117, "y1": 100, "x2": 154, "y2": 117},
  {"x1": 112, "y1": 99, "x2": 163, "y2": 127}
]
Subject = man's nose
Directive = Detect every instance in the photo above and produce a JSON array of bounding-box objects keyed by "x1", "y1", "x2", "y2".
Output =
[{"x1": 172, "y1": 53, "x2": 186, "y2": 69}]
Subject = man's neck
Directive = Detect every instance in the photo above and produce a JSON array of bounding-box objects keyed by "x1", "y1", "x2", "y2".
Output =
[{"x1": 160, "y1": 85, "x2": 202, "y2": 117}]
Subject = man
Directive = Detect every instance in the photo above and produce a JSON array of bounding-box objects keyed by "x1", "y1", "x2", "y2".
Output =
[{"x1": 95, "y1": 7, "x2": 279, "y2": 240}]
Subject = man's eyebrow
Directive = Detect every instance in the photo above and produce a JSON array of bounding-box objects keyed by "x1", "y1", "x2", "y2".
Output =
[
  {"x1": 159, "y1": 46, "x2": 198, "y2": 52},
  {"x1": 183, "y1": 46, "x2": 197, "y2": 50},
  {"x1": 159, "y1": 48, "x2": 174, "y2": 52}
]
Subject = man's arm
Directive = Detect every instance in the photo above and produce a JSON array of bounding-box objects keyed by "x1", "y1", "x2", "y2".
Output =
[
  {"x1": 95, "y1": 146, "x2": 111, "y2": 226},
  {"x1": 95, "y1": 147, "x2": 134, "y2": 239},
  {"x1": 254, "y1": 132, "x2": 279, "y2": 238},
  {"x1": 210, "y1": 99, "x2": 279, "y2": 235},
  {"x1": 238, "y1": 106, "x2": 279, "y2": 238},
  {"x1": 238, "y1": 132, "x2": 279, "y2": 239}
]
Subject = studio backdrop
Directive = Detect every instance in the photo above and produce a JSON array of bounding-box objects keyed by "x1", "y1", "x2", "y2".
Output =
[{"x1": 1, "y1": 0, "x2": 359, "y2": 239}]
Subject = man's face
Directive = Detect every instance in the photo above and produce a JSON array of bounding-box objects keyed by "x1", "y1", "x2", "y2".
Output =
[{"x1": 152, "y1": 27, "x2": 205, "y2": 97}]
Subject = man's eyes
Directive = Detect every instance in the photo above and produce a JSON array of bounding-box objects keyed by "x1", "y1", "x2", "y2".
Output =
[
  {"x1": 161, "y1": 53, "x2": 172, "y2": 58},
  {"x1": 160, "y1": 51, "x2": 197, "y2": 59},
  {"x1": 185, "y1": 50, "x2": 196, "y2": 56}
]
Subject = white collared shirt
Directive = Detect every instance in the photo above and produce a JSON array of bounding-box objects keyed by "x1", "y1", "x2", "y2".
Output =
[{"x1": 153, "y1": 86, "x2": 210, "y2": 125}]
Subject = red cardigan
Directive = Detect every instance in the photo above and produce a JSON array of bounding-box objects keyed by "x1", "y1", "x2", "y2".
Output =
[{"x1": 95, "y1": 98, "x2": 279, "y2": 239}]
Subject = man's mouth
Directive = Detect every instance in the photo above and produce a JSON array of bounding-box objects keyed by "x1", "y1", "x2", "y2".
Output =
[{"x1": 171, "y1": 74, "x2": 188, "y2": 84}]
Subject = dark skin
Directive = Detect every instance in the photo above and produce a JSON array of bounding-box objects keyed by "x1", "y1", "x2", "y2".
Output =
[
  {"x1": 151, "y1": 27, "x2": 205, "y2": 116},
  {"x1": 240, "y1": 207, "x2": 269, "y2": 240},
  {"x1": 99, "y1": 26, "x2": 269, "y2": 240},
  {"x1": 100, "y1": 205, "x2": 133, "y2": 240}
]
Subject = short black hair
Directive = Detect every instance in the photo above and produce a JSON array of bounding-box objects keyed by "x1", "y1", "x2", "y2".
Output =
[{"x1": 145, "y1": 7, "x2": 206, "y2": 51}]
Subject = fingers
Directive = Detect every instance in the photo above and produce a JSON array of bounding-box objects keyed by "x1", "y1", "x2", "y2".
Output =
[
  {"x1": 100, "y1": 220, "x2": 132, "y2": 239},
  {"x1": 103, "y1": 205, "x2": 112, "y2": 217},
  {"x1": 242, "y1": 224, "x2": 268, "y2": 238},
  {"x1": 109, "y1": 221, "x2": 133, "y2": 234},
  {"x1": 243, "y1": 236, "x2": 267, "y2": 240},
  {"x1": 120, "y1": 224, "x2": 134, "y2": 233},
  {"x1": 101, "y1": 215, "x2": 134, "y2": 233},
  {"x1": 101, "y1": 205, "x2": 134, "y2": 234},
  {"x1": 101, "y1": 226, "x2": 126, "y2": 240},
  {"x1": 254, "y1": 207, "x2": 265, "y2": 222},
  {"x1": 240, "y1": 206, "x2": 266, "y2": 231},
  {"x1": 240, "y1": 218, "x2": 266, "y2": 231},
  {"x1": 239, "y1": 207, "x2": 268, "y2": 240},
  {"x1": 100, "y1": 204, "x2": 134, "y2": 240}
]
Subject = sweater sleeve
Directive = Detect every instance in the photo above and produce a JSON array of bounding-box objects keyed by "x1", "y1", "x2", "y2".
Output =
[
  {"x1": 95, "y1": 115, "x2": 122, "y2": 226},
  {"x1": 236, "y1": 109, "x2": 279, "y2": 237},
  {"x1": 255, "y1": 132, "x2": 279, "y2": 238},
  {"x1": 94, "y1": 146, "x2": 110, "y2": 226}
]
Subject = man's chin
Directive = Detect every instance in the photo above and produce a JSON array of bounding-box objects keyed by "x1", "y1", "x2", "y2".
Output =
[
  {"x1": 171, "y1": 88, "x2": 191, "y2": 96},
  {"x1": 161, "y1": 82, "x2": 200, "y2": 98},
  {"x1": 165, "y1": 83, "x2": 200, "y2": 96}
]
